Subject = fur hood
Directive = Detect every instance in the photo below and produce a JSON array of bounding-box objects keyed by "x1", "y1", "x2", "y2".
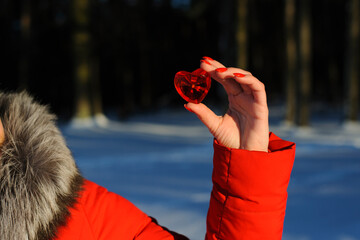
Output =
[{"x1": 0, "y1": 92, "x2": 83, "y2": 240}]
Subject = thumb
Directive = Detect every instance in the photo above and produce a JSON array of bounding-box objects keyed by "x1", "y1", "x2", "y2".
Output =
[{"x1": 184, "y1": 103, "x2": 221, "y2": 135}]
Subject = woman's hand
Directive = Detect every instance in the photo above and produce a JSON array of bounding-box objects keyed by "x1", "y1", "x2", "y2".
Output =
[{"x1": 184, "y1": 57, "x2": 269, "y2": 152}]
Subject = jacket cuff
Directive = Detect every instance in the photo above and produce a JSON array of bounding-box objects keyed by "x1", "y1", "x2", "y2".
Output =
[{"x1": 212, "y1": 132, "x2": 296, "y2": 212}]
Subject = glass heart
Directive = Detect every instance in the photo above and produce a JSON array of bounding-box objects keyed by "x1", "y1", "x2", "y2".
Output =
[{"x1": 174, "y1": 68, "x2": 211, "y2": 104}]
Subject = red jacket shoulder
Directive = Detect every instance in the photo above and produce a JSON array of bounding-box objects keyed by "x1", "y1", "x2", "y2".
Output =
[{"x1": 57, "y1": 180, "x2": 176, "y2": 240}]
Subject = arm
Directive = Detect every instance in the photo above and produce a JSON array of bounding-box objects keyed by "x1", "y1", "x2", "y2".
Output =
[
  {"x1": 207, "y1": 133, "x2": 295, "y2": 239},
  {"x1": 185, "y1": 57, "x2": 296, "y2": 239}
]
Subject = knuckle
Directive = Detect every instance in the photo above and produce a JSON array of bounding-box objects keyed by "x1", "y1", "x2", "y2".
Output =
[{"x1": 258, "y1": 82, "x2": 266, "y2": 90}]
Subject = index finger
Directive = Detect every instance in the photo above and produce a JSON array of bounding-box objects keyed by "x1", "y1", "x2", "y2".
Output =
[
  {"x1": 200, "y1": 58, "x2": 243, "y2": 95},
  {"x1": 215, "y1": 67, "x2": 267, "y2": 104}
]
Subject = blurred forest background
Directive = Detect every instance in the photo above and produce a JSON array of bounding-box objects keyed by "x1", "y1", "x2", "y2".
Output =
[{"x1": 0, "y1": 0, "x2": 359, "y2": 125}]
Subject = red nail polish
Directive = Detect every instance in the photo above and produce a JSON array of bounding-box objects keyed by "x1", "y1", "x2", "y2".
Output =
[
  {"x1": 184, "y1": 104, "x2": 194, "y2": 113},
  {"x1": 203, "y1": 56, "x2": 214, "y2": 61},
  {"x1": 215, "y1": 68, "x2": 227, "y2": 73},
  {"x1": 234, "y1": 73, "x2": 246, "y2": 77},
  {"x1": 200, "y1": 59, "x2": 211, "y2": 65}
]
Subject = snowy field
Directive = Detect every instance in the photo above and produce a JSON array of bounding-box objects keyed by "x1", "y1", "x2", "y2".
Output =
[{"x1": 61, "y1": 106, "x2": 360, "y2": 240}]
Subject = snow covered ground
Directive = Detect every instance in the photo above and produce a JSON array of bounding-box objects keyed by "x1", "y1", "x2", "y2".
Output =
[{"x1": 60, "y1": 107, "x2": 360, "y2": 240}]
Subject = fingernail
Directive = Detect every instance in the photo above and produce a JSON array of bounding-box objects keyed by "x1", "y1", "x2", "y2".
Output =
[
  {"x1": 200, "y1": 59, "x2": 211, "y2": 65},
  {"x1": 202, "y1": 56, "x2": 214, "y2": 61},
  {"x1": 184, "y1": 104, "x2": 194, "y2": 113},
  {"x1": 233, "y1": 73, "x2": 246, "y2": 77},
  {"x1": 215, "y1": 68, "x2": 227, "y2": 73}
]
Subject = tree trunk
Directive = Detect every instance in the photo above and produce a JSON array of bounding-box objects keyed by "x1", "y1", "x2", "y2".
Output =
[
  {"x1": 284, "y1": 0, "x2": 298, "y2": 124},
  {"x1": 346, "y1": 0, "x2": 360, "y2": 121},
  {"x1": 235, "y1": 0, "x2": 248, "y2": 69},
  {"x1": 298, "y1": 0, "x2": 312, "y2": 126},
  {"x1": 72, "y1": 0, "x2": 99, "y2": 119}
]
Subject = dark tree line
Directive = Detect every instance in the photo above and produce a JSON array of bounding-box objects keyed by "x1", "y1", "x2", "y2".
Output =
[{"x1": 0, "y1": 0, "x2": 359, "y2": 124}]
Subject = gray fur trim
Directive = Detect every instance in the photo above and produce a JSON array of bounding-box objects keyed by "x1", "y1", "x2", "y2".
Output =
[{"x1": 0, "y1": 92, "x2": 83, "y2": 240}]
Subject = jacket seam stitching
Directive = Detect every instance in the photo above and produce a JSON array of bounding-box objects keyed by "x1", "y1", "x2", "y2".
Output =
[{"x1": 216, "y1": 148, "x2": 231, "y2": 239}]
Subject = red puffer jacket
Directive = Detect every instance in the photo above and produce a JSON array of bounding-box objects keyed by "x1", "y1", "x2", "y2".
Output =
[{"x1": 56, "y1": 133, "x2": 295, "y2": 240}]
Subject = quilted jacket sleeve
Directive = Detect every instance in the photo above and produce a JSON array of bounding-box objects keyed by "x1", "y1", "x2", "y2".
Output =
[{"x1": 205, "y1": 133, "x2": 296, "y2": 240}]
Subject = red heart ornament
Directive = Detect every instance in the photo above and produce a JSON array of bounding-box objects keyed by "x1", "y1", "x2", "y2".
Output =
[{"x1": 174, "y1": 68, "x2": 211, "y2": 104}]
